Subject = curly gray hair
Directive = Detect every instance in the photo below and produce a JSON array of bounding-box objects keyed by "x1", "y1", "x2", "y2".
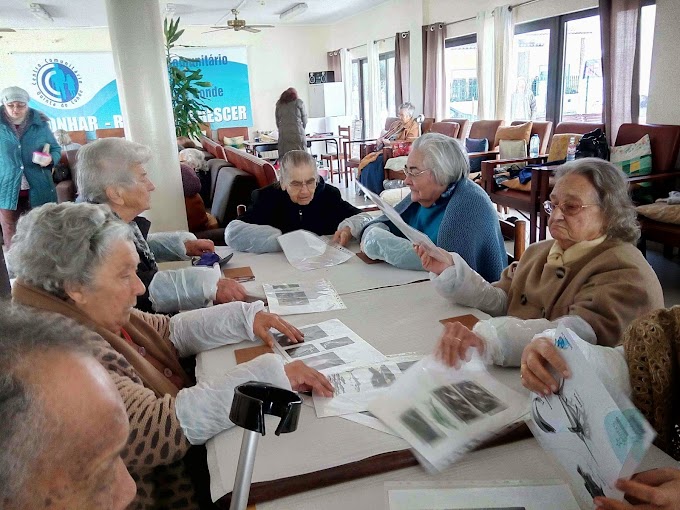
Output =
[
  {"x1": 179, "y1": 148, "x2": 206, "y2": 171},
  {"x1": 398, "y1": 102, "x2": 416, "y2": 119},
  {"x1": 411, "y1": 132, "x2": 469, "y2": 186},
  {"x1": 279, "y1": 150, "x2": 318, "y2": 187},
  {"x1": 7, "y1": 202, "x2": 135, "y2": 299},
  {"x1": 77, "y1": 138, "x2": 152, "y2": 204},
  {"x1": 555, "y1": 158, "x2": 640, "y2": 243}
]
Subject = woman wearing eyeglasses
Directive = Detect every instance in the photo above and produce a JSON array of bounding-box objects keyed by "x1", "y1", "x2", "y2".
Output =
[
  {"x1": 225, "y1": 150, "x2": 369, "y2": 253},
  {"x1": 335, "y1": 133, "x2": 506, "y2": 281},
  {"x1": 417, "y1": 158, "x2": 663, "y2": 368},
  {"x1": 0, "y1": 86, "x2": 60, "y2": 247}
]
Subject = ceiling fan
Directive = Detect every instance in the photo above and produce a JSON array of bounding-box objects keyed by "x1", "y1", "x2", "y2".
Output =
[
  {"x1": 0, "y1": 29, "x2": 16, "y2": 33},
  {"x1": 206, "y1": 8, "x2": 273, "y2": 34}
]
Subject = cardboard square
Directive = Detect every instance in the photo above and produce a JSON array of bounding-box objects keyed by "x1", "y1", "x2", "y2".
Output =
[
  {"x1": 234, "y1": 345, "x2": 274, "y2": 365},
  {"x1": 356, "y1": 251, "x2": 384, "y2": 264},
  {"x1": 223, "y1": 266, "x2": 255, "y2": 282},
  {"x1": 439, "y1": 314, "x2": 480, "y2": 330}
]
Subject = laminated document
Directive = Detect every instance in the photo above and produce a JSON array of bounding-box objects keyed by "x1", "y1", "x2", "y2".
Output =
[
  {"x1": 528, "y1": 326, "x2": 655, "y2": 507},
  {"x1": 272, "y1": 319, "x2": 385, "y2": 372},
  {"x1": 369, "y1": 355, "x2": 528, "y2": 472},
  {"x1": 277, "y1": 229, "x2": 353, "y2": 271},
  {"x1": 263, "y1": 280, "x2": 345, "y2": 315}
]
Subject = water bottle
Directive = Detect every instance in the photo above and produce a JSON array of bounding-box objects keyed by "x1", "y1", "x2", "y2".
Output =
[
  {"x1": 529, "y1": 134, "x2": 540, "y2": 158},
  {"x1": 566, "y1": 136, "x2": 577, "y2": 162}
]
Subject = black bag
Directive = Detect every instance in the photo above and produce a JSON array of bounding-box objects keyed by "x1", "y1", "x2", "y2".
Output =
[
  {"x1": 52, "y1": 163, "x2": 71, "y2": 184},
  {"x1": 575, "y1": 128, "x2": 609, "y2": 160}
]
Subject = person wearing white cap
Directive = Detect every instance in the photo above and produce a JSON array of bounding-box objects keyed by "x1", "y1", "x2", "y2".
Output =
[{"x1": 0, "y1": 86, "x2": 61, "y2": 247}]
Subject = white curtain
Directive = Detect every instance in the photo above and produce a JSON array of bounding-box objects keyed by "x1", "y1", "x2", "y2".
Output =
[
  {"x1": 367, "y1": 40, "x2": 382, "y2": 138},
  {"x1": 476, "y1": 10, "x2": 495, "y2": 120},
  {"x1": 340, "y1": 48, "x2": 353, "y2": 118},
  {"x1": 494, "y1": 5, "x2": 514, "y2": 120}
]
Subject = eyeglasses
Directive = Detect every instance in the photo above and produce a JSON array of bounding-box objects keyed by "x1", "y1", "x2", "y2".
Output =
[
  {"x1": 288, "y1": 178, "x2": 317, "y2": 191},
  {"x1": 403, "y1": 166, "x2": 430, "y2": 178},
  {"x1": 543, "y1": 200, "x2": 599, "y2": 216}
]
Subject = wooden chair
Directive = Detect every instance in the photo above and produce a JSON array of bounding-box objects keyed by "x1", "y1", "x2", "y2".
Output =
[
  {"x1": 67, "y1": 130, "x2": 88, "y2": 145},
  {"x1": 95, "y1": 128, "x2": 125, "y2": 138},
  {"x1": 500, "y1": 218, "x2": 527, "y2": 263},
  {"x1": 441, "y1": 118, "x2": 470, "y2": 140},
  {"x1": 321, "y1": 126, "x2": 350, "y2": 183},
  {"x1": 429, "y1": 121, "x2": 460, "y2": 139},
  {"x1": 421, "y1": 117, "x2": 435, "y2": 135}
]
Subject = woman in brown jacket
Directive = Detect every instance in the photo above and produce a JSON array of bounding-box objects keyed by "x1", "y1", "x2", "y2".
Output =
[
  {"x1": 8, "y1": 202, "x2": 333, "y2": 509},
  {"x1": 417, "y1": 158, "x2": 664, "y2": 368}
]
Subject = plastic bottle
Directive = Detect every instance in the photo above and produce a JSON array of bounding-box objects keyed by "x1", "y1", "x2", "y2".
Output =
[
  {"x1": 529, "y1": 134, "x2": 540, "y2": 158},
  {"x1": 566, "y1": 136, "x2": 577, "y2": 161}
]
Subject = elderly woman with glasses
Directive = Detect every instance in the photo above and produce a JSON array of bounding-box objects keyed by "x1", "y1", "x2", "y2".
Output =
[
  {"x1": 225, "y1": 150, "x2": 369, "y2": 253},
  {"x1": 0, "y1": 86, "x2": 61, "y2": 247},
  {"x1": 337, "y1": 133, "x2": 506, "y2": 281},
  {"x1": 8, "y1": 202, "x2": 333, "y2": 509},
  {"x1": 417, "y1": 158, "x2": 663, "y2": 369}
]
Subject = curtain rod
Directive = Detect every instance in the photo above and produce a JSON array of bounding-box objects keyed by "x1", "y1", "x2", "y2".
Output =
[
  {"x1": 444, "y1": 0, "x2": 542, "y2": 26},
  {"x1": 347, "y1": 33, "x2": 396, "y2": 52}
]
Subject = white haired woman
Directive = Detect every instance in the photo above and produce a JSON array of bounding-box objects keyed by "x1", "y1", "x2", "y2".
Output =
[
  {"x1": 77, "y1": 138, "x2": 246, "y2": 313},
  {"x1": 418, "y1": 158, "x2": 664, "y2": 369},
  {"x1": 225, "y1": 150, "x2": 369, "y2": 253},
  {"x1": 8, "y1": 202, "x2": 333, "y2": 509},
  {"x1": 337, "y1": 133, "x2": 506, "y2": 279}
]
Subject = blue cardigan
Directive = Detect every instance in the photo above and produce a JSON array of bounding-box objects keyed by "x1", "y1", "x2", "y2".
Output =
[
  {"x1": 364, "y1": 178, "x2": 507, "y2": 282},
  {"x1": 0, "y1": 108, "x2": 60, "y2": 210}
]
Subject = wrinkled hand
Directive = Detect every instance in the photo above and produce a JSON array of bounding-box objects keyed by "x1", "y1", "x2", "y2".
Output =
[
  {"x1": 520, "y1": 337, "x2": 571, "y2": 396},
  {"x1": 39, "y1": 155, "x2": 53, "y2": 167},
  {"x1": 332, "y1": 227, "x2": 352, "y2": 246},
  {"x1": 184, "y1": 239, "x2": 215, "y2": 256},
  {"x1": 253, "y1": 311, "x2": 304, "y2": 349},
  {"x1": 436, "y1": 322, "x2": 485, "y2": 367},
  {"x1": 284, "y1": 361, "x2": 334, "y2": 397},
  {"x1": 594, "y1": 468, "x2": 680, "y2": 509},
  {"x1": 415, "y1": 244, "x2": 453, "y2": 275},
  {"x1": 214, "y1": 278, "x2": 247, "y2": 304}
]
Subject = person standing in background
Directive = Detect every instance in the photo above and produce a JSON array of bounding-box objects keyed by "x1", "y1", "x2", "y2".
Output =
[
  {"x1": 510, "y1": 77, "x2": 537, "y2": 121},
  {"x1": 276, "y1": 87, "x2": 308, "y2": 159},
  {"x1": 0, "y1": 86, "x2": 60, "y2": 247}
]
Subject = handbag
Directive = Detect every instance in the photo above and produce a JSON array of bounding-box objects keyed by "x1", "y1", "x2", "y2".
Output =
[
  {"x1": 391, "y1": 141, "x2": 412, "y2": 157},
  {"x1": 51, "y1": 163, "x2": 71, "y2": 184},
  {"x1": 575, "y1": 128, "x2": 609, "y2": 160}
]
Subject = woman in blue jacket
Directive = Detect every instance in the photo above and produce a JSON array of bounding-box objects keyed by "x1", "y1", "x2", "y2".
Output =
[{"x1": 0, "y1": 86, "x2": 60, "y2": 247}]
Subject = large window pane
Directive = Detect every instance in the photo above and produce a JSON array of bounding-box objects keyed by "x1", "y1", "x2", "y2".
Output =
[
  {"x1": 351, "y1": 61, "x2": 361, "y2": 121},
  {"x1": 639, "y1": 4, "x2": 656, "y2": 124},
  {"x1": 511, "y1": 29, "x2": 550, "y2": 121},
  {"x1": 561, "y1": 15, "x2": 602, "y2": 122},
  {"x1": 444, "y1": 40, "x2": 478, "y2": 121},
  {"x1": 361, "y1": 59, "x2": 369, "y2": 133},
  {"x1": 387, "y1": 56, "x2": 396, "y2": 116}
]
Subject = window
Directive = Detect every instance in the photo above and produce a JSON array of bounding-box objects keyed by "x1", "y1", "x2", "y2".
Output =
[
  {"x1": 639, "y1": 3, "x2": 656, "y2": 123},
  {"x1": 444, "y1": 35, "x2": 478, "y2": 121},
  {"x1": 351, "y1": 57, "x2": 370, "y2": 138},
  {"x1": 379, "y1": 51, "x2": 396, "y2": 127},
  {"x1": 511, "y1": 25, "x2": 553, "y2": 121}
]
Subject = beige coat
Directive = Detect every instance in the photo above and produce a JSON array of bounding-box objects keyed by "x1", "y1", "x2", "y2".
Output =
[{"x1": 495, "y1": 239, "x2": 664, "y2": 346}]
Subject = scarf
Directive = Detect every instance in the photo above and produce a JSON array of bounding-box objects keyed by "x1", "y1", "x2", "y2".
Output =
[
  {"x1": 546, "y1": 235, "x2": 607, "y2": 266},
  {"x1": 12, "y1": 281, "x2": 190, "y2": 397}
]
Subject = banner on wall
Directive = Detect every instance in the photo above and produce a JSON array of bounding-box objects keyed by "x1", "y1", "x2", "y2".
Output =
[{"x1": 11, "y1": 47, "x2": 252, "y2": 135}]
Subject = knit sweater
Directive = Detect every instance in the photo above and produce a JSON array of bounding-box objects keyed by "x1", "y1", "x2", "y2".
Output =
[{"x1": 364, "y1": 177, "x2": 507, "y2": 282}]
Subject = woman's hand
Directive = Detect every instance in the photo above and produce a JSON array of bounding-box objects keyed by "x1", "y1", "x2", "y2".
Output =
[
  {"x1": 594, "y1": 468, "x2": 680, "y2": 509},
  {"x1": 253, "y1": 311, "x2": 304, "y2": 349},
  {"x1": 520, "y1": 337, "x2": 571, "y2": 396},
  {"x1": 38, "y1": 155, "x2": 53, "y2": 167},
  {"x1": 184, "y1": 239, "x2": 215, "y2": 256},
  {"x1": 214, "y1": 278, "x2": 247, "y2": 304},
  {"x1": 435, "y1": 322, "x2": 485, "y2": 367},
  {"x1": 415, "y1": 244, "x2": 453, "y2": 275},
  {"x1": 332, "y1": 227, "x2": 352, "y2": 246},
  {"x1": 284, "y1": 361, "x2": 334, "y2": 397}
]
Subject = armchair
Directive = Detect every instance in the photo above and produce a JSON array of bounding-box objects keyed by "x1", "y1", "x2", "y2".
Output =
[{"x1": 441, "y1": 118, "x2": 470, "y2": 140}]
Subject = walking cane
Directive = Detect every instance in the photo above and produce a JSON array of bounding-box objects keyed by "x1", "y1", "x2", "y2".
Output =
[{"x1": 228, "y1": 382, "x2": 303, "y2": 510}]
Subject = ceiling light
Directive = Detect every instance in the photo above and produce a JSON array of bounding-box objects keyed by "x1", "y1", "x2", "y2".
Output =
[
  {"x1": 29, "y1": 3, "x2": 53, "y2": 22},
  {"x1": 279, "y1": 2, "x2": 308, "y2": 21}
]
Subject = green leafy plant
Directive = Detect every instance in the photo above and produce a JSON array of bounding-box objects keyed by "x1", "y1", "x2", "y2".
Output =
[{"x1": 164, "y1": 17, "x2": 211, "y2": 139}]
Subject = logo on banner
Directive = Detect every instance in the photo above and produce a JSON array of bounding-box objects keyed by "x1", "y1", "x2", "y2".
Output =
[{"x1": 32, "y1": 59, "x2": 83, "y2": 106}]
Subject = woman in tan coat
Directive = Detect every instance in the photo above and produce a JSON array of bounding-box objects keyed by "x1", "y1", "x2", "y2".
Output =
[
  {"x1": 8, "y1": 202, "x2": 333, "y2": 509},
  {"x1": 417, "y1": 158, "x2": 664, "y2": 368}
]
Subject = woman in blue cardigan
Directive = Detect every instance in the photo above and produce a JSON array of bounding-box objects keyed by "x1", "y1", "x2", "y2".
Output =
[
  {"x1": 336, "y1": 133, "x2": 506, "y2": 282},
  {"x1": 0, "y1": 86, "x2": 60, "y2": 247}
]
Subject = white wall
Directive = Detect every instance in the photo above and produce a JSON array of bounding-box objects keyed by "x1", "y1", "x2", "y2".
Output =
[{"x1": 646, "y1": 0, "x2": 680, "y2": 125}]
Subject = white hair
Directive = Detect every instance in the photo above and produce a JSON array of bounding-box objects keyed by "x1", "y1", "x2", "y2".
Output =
[
  {"x1": 411, "y1": 132, "x2": 469, "y2": 186},
  {"x1": 179, "y1": 148, "x2": 206, "y2": 171},
  {"x1": 279, "y1": 150, "x2": 318, "y2": 186}
]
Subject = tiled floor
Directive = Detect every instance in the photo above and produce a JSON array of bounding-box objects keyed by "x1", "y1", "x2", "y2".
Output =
[{"x1": 326, "y1": 174, "x2": 680, "y2": 307}]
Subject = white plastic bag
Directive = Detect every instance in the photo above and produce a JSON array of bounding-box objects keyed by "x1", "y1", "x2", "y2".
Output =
[{"x1": 277, "y1": 230, "x2": 353, "y2": 271}]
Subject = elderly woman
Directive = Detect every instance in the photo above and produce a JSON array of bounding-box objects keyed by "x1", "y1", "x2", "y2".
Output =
[
  {"x1": 8, "y1": 202, "x2": 333, "y2": 509},
  {"x1": 225, "y1": 150, "x2": 368, "y2": 253},
  {"x1": 78, "y1": 138, "x2": 245, "y2": 313},
  {"x1": 276, "y1": 87, "x2": 307, "y2": 159},
  {"x1": 178, "y1": 148, "x2": 218, "y2": 233},
  {"x1": 0, "y1": 86, "x2": 60, "y2": 247},
  {"x1": 339, "y1": 133, "x2": 506, "y2": 280},
  {"x1": 54, "y1": 129, "x2": 83, "y2": 151},
  {"x1": 418, "y1": 158, "x2": 664, "y2": 368},
  {"x1": 357, "y1": 102, "x2": 419, "y2": 195}
]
